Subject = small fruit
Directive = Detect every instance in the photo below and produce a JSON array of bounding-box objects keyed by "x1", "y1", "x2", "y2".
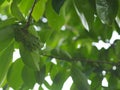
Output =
[{"x1": 14, "y1": 28, "x2": 42, "y2": 51}]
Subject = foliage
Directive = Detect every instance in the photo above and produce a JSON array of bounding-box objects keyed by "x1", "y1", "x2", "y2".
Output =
[{"x1": 0, "y1": 0, "x2": 120, "y2": 89}]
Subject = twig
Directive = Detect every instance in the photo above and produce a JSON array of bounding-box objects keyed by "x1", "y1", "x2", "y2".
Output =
[
  {"x1": 25, "y1": 0, "x2": 37, "y2": 28},
  {"x1": 41, "y1": 53, "x2": 119, "y2": 65}
]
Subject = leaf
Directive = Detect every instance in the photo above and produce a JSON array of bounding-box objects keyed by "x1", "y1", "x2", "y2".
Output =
[
  {"x1": 20, "y1": 44, "x2": 40, "y2": 71},
  {"x1": 19, "y1": 0, "x2": 34, "y2": 16},
  {"x1": 72, "y1": 46, "x2": 90, "y2": 59},
  {"x1": 37, "y1": 22, "x2": 53, "y2": 43},
  {"x1": 52, "y1": 0, "x2": 65, "y2": 14},
  {"x1": 115, "y1": 40, "x2": 120, "y2": 59},
  {"x1": 90, "y1": 73, "x2": 103, "y2": 90},
  {"x1": 22, "y1": 66, "x2": 36, "y2": 89},
  {"x1": 35, "y1": 65, "x2": 46, "y2": 84},
  {"x1": 108, "y1": 75, "x2": 118, "y2": 90},
  {"x1": 51, "y1": 69, "x2": 69, "y2": 90},
  {"x1": 71, "y1": 65, "x2": 90, "y2": 90},
  {"x1": 62, "y1": 0, "x2": 82, "y2": 29},
  {"x1": 117, "y1": 1, "x2": 120, "y2": 18},
  {"x1": 11, "y1": 0, "x2": 25, "y2": 21},
  {"x1": 43, "y1": 80, "x2": 51, "y2": 89},
  {"x1": 0, "y1": 0, "x2": 5, "y2": 5},
  {"x1": 32, "y1": 0, "x2": 46, "y2": 22},
  {"x1": 51, "y1": 48, "x2": 72, "y2": 61},
  {"x1": 7, "y1": 58, "x2": 24, "y2": 90},
  {"x1": 45, "y1": 0, "x2": 65, "y2": 30},
  {"x1": 0, "y1": 26, "x2": 14, "y2": 51},
  {"x1": 70, "y1": 83, "x2": 79, "y2": 90},
  {"x1": 0, "y1": 18, "x2": 16, "y2": 29},
  {"x1": 12, "y1": 0, "x2": 21, "y2": 4},
  {"x1": 89, "y1": 46, "x2": 99, "y2": 60},
  {"x1": 96, "y1": 0, "x2": 118, "y2": 25},
  {"x1": 91, "y1": 17, "x2": 113, "y2": 41},
  {"x1": 73, "y1": 0, "x2": 94, "y2": 29},
  {"x1": 0, "y1": 41, "x2": 14, "y2": 86}
]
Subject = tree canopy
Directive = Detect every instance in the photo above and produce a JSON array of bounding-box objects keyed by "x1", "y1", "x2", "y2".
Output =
[{"x1": 0, "y1": 0, "x2": 120, "y2": 90}]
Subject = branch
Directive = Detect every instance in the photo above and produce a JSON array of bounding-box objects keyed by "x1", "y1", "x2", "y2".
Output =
[
  {"x1": 25, "y1": 0, "x2": 37, "y2": 28},
  {"x1": 41, "y1": 53, "x2": 119, "y2": 65}
]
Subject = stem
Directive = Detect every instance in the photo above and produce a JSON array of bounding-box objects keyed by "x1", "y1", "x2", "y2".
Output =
[
  {"x1": 25, "y1": 0, "x2": 37, "y2": 28},
  {"x1": 41, "y1": 53, "x2": 118, "y2": 65}
]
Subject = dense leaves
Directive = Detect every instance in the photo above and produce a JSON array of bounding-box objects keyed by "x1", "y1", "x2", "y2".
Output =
[
  {"x1": 0, "y1": 42, "x2": 14, "y2": 86},
  {"x1": 7, "y1": 58, "x2": 24, "y2": 90},
  {"x1": 71, "y1": 65, "x2": 90, "y2": 90},
  {"x1": 52, "y1": 0, "x2": 65, "y2": 14},
  {"x1": 0, "y1": 0, "x2": 120, "y2": 89},
  {"x1": 96, "y1": 0, "x2": 118, "y2": 25}
]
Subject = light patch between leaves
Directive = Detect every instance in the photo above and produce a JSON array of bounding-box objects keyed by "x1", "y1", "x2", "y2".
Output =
[
  {"x1": 62, "y1": 76, "x2": 73, "y2": 90},
  {"x1": 61, "y1": 25, "x2": 66, "y2": 31},
  {"x1": 34, "y1": 25, "x2": 41, "y2": 31},
  {"x1": 102, "y1": 70, "x2": 106, "y2": 76},
  {"x1": 45, "y1": 75, "x2": 53, "y2": 86},
  {"x1": 33, "y1": 83, "x2": 40, "y2": 90},
  {"x1": 92, "y1": 40, "x2": 111, "y2": 50},
  {"x1": 0, "y1": 14, "x2": 7, "y2": 21},
  {"x1": 41, "y1": 43, "x2": 46, "y2": 50},
  {"x1": 42, "y1": 17, "x2": 48, "y2": 23},
  {"x1": 13, "y1": 49, "x2": 20, "y2": 62},
  {"x1": 112, "y1": 66, "x2": 117, "y2": 70},
  {"x1": 88, "y1": 79, "x2": 92, "y2": 85},
  {"x1": 9, "y1": 87, "x2": 14, "y2": 90},
  {"x1": 102, "y1": 77, "x2": 108, "y2": 87},
  {"x1": 77, "y1": 44, "x2": 81, "y2": 49}
]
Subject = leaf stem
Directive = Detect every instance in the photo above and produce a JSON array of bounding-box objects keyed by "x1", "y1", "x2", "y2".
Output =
[{"x1": 25, "y1": 0, "x2": 37, "y2": 28}]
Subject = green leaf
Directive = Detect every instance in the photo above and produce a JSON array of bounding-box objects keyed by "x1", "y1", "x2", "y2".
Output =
[
  {"x1": 72, "y1": 45, "x2": 90, "y2": 59},
  {"x1": 0, "y1": 18, "x2": 16, "y2": 29},
  {"x1": 39, "y1": 86, "x2": 44, "y2": 90},
  {"x1": 108, "y1": 75, "x2": 118, "y2": 90},
  {"x1": 51, "y1": 69, "x2": 69, "y2": 90},
  {"x1": 90, "y1": 73, "x2": 103, "y2": 90},
  {"x1": 73, "y1": 0, "x2": 94, "y2": 29},
  {"x1": 22, "y1": 66, "x2": 36, "y2": 89},
  {"x1": 19, "y1": 0, "x2": 34, "y2": 16},
  {"x1": 70, "y1": 83, "x2": 79, "y2": 90},
  {"x1": 20, "y1": 44, "x2": 40, "y2": 71},
  {"x1": 43, "y1": 80, "x2": 51, "y2": 89},
  {"x1": 11, "y1": 0, "x2": 25, "y2": 21},
  {"x1": 7, "y1": 58, "x2": 24, "y2": 90},
  {"x1": 0, "y1": 0, "x2": 5, "y2": 5},
  {"x1": 117, "y1": 1, "x2": 120, "y2": 18},
  {"x1": 45, "y1": 0, "x2": 65, "y2": 30},
  {"x1": 12, "y1": 0, "x2": 21, "y2": 4},
  {"x1": 91, "y1": 17, "x2": 113, "y2": 41},
  {"x1": 96, "y1": 0, "x2": 118, "y2": 25},
  {"x1": 32, "y1": 0, "x2": 46, "y2": 22},
  {"x1": 71, "y1": 65, "x2": 90, "y2": 90},
  {"x1": 115, "y1": 40, "x2": 120, "y2": 59},
  {"x1": 0, "y1": 26, "x2": 14, "y2": 51},
  {"x1": 0, "y1": 41, "x2": 14, "y2": 86},
  {"x1": 35, "y1": 65, "x2": 46, "y2": 84},
  {"x1": 51, "y1": 48, "x2": 72, "y2": 61},
  {"x1": 89, "y1": 46, "x2": 99, "y2": 60},
  {"x1": 52, "y1": 0, "x2": 65, "y2": 14}
]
